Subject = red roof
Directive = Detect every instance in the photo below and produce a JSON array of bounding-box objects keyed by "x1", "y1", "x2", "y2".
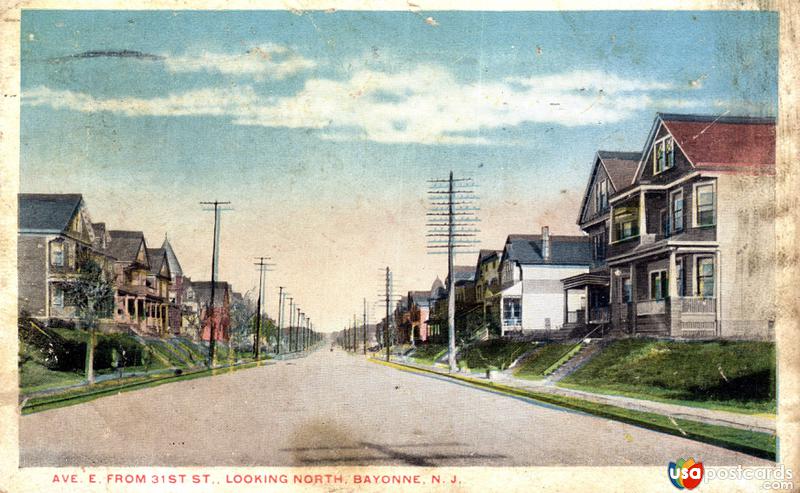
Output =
[{"x1": 661, "y1": 116, "x2": 775, "y2": 174}]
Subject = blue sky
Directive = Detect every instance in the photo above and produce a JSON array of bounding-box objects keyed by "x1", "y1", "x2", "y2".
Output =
[{"x1": 20, "y1": 10, "x2": 778, "y2": 328}]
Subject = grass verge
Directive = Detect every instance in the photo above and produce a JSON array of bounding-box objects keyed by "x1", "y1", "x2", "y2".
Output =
[
  {"x1": 409, "y1": 343, "x2": 448, "y2": 365},
  {"x1": 457, "y1": 339, "x2": 533, "y2": 372},
  {"x1": 370, "y1": 358, "x2": 776, "y2": 461},
  {"x1": 21, "y1": 359, "x2": 267, "y2": 415}
]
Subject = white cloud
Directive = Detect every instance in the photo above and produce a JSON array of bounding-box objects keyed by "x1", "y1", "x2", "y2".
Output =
[
  {"x1": 23, "y1": 65, "x2": 699, "y2": 145},
  {"x1": 163, "y1": 43, "x2": 317, "y2": 80}
]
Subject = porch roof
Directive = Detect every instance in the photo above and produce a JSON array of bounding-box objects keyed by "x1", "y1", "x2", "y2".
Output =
[{"x1": 561, "y1": 271, "x2": 609, "y2": 290}]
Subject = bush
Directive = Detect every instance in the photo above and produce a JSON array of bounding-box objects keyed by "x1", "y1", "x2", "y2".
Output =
[
  {"x1": 94, "y1": 333, "x2": 144, "y2": 370},
  {"x1": 458, "y1": 339, "x2": 533, "y2": 371}
]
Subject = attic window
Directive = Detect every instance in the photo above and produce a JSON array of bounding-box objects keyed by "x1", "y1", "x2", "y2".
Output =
[{"x1": 653, "y1": 136, "x2": 675, "y2": 174}]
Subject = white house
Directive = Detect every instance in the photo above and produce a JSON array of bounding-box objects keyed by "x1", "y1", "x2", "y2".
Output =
[{"x1": 499, "y1": 227, "x2": 593, "y2": 335}]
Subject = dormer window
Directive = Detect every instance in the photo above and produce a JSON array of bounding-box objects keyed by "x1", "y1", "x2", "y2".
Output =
[{"x1": 653, "y1": 136, "x2": 675, "y2": 174}]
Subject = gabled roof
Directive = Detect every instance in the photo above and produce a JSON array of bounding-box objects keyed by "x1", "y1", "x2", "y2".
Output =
[
  {"x1": 452, "y1": 265, "x2": 476, "y2": 283},
  {"x1": 108, "y1": 230, "x2": 148, "y2": 265},
  {"x1": 502, "y1": 234, "x2": 592, "y2": 266},
  {"x1": 477, "y1": 249, "x2": 500, "y2": 265},
  {"x1": 191, "y1": 281, "x2": 231, "y2": 306},
  {"x1": 408, "y1": 290, "x2": 431, "y2": 307},
  {"x1": 576, "y1": 151, "x2": 640, "y2": 225},
  {"x1": 161, "y1": 236, "x2": 183, "y2": 277},
  {"x1": 18, "y1": 193, "x2": 83, "y2": 232},
  {"x1": 598, "y1": 151, "x2": 641, "y2": 189},
  {"x1": 146, "y1": 248, "x2": 170, "y2": 278},
  {"x1": 660, "y1": 114, "x2": 775, "y2": 172},
  {"x1": 634, "y1": 113, "x2": 776, "y2": 182}
]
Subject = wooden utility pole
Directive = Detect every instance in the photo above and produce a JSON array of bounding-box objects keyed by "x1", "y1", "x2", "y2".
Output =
[
  {"x1": 253, "y1": 257, "x2": 272, "y2": 360},
  {"x1": 200, "y1": 200, "x2": 230, "y2": 367},
  {"x1": 288, "y1": 297, "x2": 294, "y2": 353},
  {"x1": 363, "y1": 298, "x2": 367, "y2": 355},
  {"x1": 385, "y1": 267, "x2": 391, "y2": 362},
  {"x1": 277, "y1": 287, "x2": 284, "y2": 355},
  {"x1": 296, "y1": 307, "x2": 301, "y2": 352},
  {"x1": 427, "y1": 172, "x2": 478, "y2": 373}
]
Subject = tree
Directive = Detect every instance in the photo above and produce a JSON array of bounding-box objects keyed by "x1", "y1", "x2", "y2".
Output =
[{"x1": 70, "y1": 252, "x2": 114, "y2": 384}]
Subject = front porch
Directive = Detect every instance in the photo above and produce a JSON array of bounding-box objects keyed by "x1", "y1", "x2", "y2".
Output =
[
  {"x1": 609, "y1": 245, "x2": 720, "y2": 339},
  {"x1": 561, "y1": 271, "x2": 611, "y2": 338}
]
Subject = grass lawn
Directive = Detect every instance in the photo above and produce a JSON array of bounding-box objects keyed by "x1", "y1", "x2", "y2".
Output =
[
  {"x1": 409, "y1": 343, "x2": 447, "y2": 365},
  {"x1": 19, "y1": 361, "x2": 86, "y2": 393},
  {"x1": 458, "y1": 339, "x2": 534, "y2": 372},
  {"x1": 513, "y1": 342, "x2": 578, "y2": 380},
  {"x1": 560, "y1": 339, "x2": 776, "y2": 414}
]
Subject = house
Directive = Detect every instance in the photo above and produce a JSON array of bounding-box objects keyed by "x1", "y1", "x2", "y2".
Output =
[
  {"x1": 18, "y1": 194, "x2": 114, "y2": 324},
  {"x1": 145, "y1": 247, "x2": 172, "y2": 335},
  {"x1": 427, "y1": 276, "x2": 446, "y2": 342},
  {"x1": 107, "y1": 230, "x2": 170, "y2": 336},
  {"x1": 598, "y1": 113, "x2": 776, "y2": 339},
  {"x1": 407, "y1": 290, "x2": 432, "y2": 343},
  {"x1": 162, "y1": 235, "x2": 190, "y2": 335},
  {"x1": 474, "y1": 249, "x2": 502, "y2": 335},
  {"x1": 190, "y1": 280, "x2": 232, "y2": 342},
  {"x1": 561, "y1": 151, "x2": 640, "y2": 336},
  {"x1": 499, "y1": 227, "x2": 593, "y2": 336}
]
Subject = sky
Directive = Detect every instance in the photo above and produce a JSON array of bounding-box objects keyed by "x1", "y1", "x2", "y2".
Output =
[{"x1": 19, "y1": 10, "x2": 778, "y2": 331}]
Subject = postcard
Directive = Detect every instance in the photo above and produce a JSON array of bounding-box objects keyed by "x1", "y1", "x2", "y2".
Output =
[{"x1": 1, "y1": 2, "x2": 797, "y2": 492}]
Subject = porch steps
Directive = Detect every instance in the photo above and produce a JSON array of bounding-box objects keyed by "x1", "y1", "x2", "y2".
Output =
[{"x1": 545, "y1": 340, "x2": 606, "y2": 384}]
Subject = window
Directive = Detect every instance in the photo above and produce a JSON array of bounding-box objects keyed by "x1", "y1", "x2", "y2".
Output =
[
  {"x1": 660, "y1": 209, "x2": 669, "y2": 237},
  {"x1": 649, "y1": 270, "x2": 668, "y2": 300},
  {"x1": 695, "y1": 183, "x2": 716, "y2": 227},
  {"x1": 696, "y1": 257, "x2": 715, "y2": 298},
  {"x1": 612, "y1": 207, "x2": 639, "y2": 241},
  {"x1": 622, "y1": 277, "x2": 632, "y2": 303},
  {"x1": 671, "y1": 189, "x2": 684, "y2": 233},
  {"x1": 653, "y1": 136, "x2": 675, "y2": 174},
  {"x1": 592, "y1": 230, "x2": 607, "y2": 261},
  {"x1": 595, "y1": 179, "x2": 609, "y2": 212},
  {"x1": 503, "y1": 298, "x2": 521, "y2": 324},
  {"x1": 676, "y1": 258, "x2": 685, "y2": 297},
  {"x1": 50, "y1": 241, "x2": 64, "y2": 267},
  {"x1": 52, "y1": 286, "x2": 64, "y2": 307}
]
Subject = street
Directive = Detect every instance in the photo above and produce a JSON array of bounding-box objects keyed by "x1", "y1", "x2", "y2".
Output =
[{"x1": 20, "y1": 348, "x2": 772, "y2": 467}]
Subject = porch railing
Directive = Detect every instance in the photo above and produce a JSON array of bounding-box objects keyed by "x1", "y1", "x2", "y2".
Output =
[
  {"x1": 566, "y1": 310, "x2": 585, "y2": 324},
  {"x1": 680, "y1": 297, "x2": 716, "y2": 313},
  {"x1": 589, "y1": 306, "x2": 610, "y2": 323},
  {"x1": 637, "y1": 299, "x2": 666, "y2": 315}
]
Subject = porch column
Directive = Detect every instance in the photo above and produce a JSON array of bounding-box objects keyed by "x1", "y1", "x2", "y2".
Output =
[
  {"x1": 638, "y1": 191, "x2": 646, "y2": 235},
  {"x1": 668, "y1": 249, "x2": 681, "y2": 337},
  {"x1": 630, "y1": 263, "x2": 637, "y2": 335},
  {"x1": 584, "y1": 286, "x2": 590, "y2": 323},
  {"x1": 134, "y1": 298, "x2": 138, "y2": 321},
  {"x1": 668, "y1": 249, "x2": 678, "y2": 298},
  {"x1": 715, "y1": 250, "x2": 722, "y2": 337},
  {"x1": 563, "y1": 288, "x2": 569, "y2": 326}
]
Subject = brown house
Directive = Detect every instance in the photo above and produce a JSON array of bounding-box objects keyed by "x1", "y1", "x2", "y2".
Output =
[{"x1": 18, "y1": 194, "x2": 114, "y2": 324}]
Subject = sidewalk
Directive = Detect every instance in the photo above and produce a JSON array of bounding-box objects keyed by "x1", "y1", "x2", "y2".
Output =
[{"x1": 390, "y1": 356, "x2": 776, "y2": 435}]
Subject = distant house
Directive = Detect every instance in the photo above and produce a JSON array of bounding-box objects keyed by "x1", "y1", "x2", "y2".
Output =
[
  {"x1": 407, "y1": 290, "x2": 432, "y2": 343},
  {"x1": 190, "y1": 281, "x2": 232, "y2": 342},
  {"x1": 18, "y1": 193, "x2": 114, "y2": 324},
  {"x1": 499, "y1": 227, "x2": 593, "y2": 335},
  {"x1": 145, "y1": 247, "x2": 172, "y2": 335},
  {"x1": 587, "y1": 113, "x2": 776, "y2": 339}
]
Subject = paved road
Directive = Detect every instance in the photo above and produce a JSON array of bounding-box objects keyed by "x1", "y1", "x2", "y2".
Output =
[{"x1": 20, "y1": 348, "x2": 772, "y2": 467}]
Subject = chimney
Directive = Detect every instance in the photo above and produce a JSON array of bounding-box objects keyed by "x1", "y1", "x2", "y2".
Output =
[{"x1": 542, "y1": 226, "x2": 551, "y2": 260}]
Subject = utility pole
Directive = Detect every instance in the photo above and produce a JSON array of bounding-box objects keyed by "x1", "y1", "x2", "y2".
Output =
[
  {"x1": 277, "y1": 287, "x2": 284, "y2": 355},
  {"x1": 385, "y1": 267, "x2": 391, "y2": 362},
  {"x1": 363, "y1": 298, "x2": 367, "y2": 355},
  {"x1": 253, "y1": 257, "x2": 272, "y2": 360},
  {"x1": 427, "y1": 172, "x2": 479, "y2": 373},
  {"x1": 288, "y1": 297, "x2": 294, "y2": 353},
  {"x1": 200, "y1": 200, "x2": 231, "y2": 367},
  {"x1": 296, "y1": 307, "x2": 301, "y2": 352}
]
